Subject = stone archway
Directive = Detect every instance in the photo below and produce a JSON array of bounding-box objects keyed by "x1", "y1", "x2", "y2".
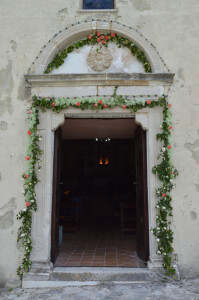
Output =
[
  {"x1": 23, "y1": 21, "x2": 174, "y2": 286},
  {"x1": 29, "y1": 20, "x2": 165, "y2": 75}
]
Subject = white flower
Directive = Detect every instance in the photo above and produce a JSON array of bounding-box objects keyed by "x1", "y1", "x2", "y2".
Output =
[
  {"x1": 157, "y1": 227, "x2": 160, "y2": 230},
  {"x1": 170, "y1": 179, "x2": 173, "y2": 182},
  {"x1": 157, "y1": 205, "x2": 160, "y2": 208},
  {"x1": 23, "y1": 208, "x2": 26, "y2": 211},
  {"x1": 157, "y1": 250, "x2": 161, "y2": 254},
  {"x1": 156, "y1": 239, "x2": 160, "y2": 242},
  {"x1": 162, "y1": 206, "x2": 166, "y2": 210},
  {"x1": 162, "y1": 147, "x2": 166, "y2": 152},
  {"x1": 156, "y1": 216, "x2": 158, "y2": 219},
  {"x1": 39, "y1": 138, "x2": 42, "y2": 141},
  {"x1": 164, "y1": 227, "x2": 167, "y2": 230},
  {"x1": 30, "y1": 200, "x2": 35, "y2": 203}
]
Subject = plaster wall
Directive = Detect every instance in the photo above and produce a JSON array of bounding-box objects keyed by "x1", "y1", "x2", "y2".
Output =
[
  {"x1": 51, "y1": 43, "x2": 145, "y2": 74},
  {"x1": 0, "y1": 0, "x2": 199, "y2": 287}
]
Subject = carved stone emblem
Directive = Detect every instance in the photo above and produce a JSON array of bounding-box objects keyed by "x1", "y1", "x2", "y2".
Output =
[{"x1": 87, "y1": 46, "x2": 113, "y2": 72}]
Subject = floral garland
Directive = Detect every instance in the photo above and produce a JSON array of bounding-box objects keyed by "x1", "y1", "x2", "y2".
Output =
[
  {"x1": 17, "y1": 105, "x2": 42, "y2": 278},
  {"x1": 44, "y1": 32, "x2": 151, "y2": 74},
  {"x1": 17, "y1": 92, "x2": 178, "y2": 279}
]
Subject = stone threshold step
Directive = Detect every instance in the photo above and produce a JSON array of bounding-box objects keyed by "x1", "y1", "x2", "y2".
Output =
[
  {"x1": 22, "y1": 280, "x2": 149, "y2": 289},
  {"x1": 22, "y1": 267, "x2": 150, "y2": 288}
]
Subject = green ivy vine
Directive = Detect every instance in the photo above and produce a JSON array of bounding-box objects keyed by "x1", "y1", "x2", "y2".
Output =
[
  {"x1": 151, "y1": 102, "x2": 179, "y2": 276},
  {"x1": 44, "y1": 32, "x2": 151, "y2": 74},
  {"x1": 17, "y1": 91, "x2": 178, "y2": 279}
]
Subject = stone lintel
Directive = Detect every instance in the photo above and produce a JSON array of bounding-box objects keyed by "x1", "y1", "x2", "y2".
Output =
[{"x1": 25, "y1": 73, "x2": 174, "y2": 88}]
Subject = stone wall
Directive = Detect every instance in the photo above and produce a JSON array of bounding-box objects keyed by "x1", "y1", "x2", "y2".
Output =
[{"x1": 0, "y1": 0, "x2": 199, "y2": 287}]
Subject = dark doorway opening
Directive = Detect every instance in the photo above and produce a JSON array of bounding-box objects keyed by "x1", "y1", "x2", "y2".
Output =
[{"x1": 51, "y1": 118, "x2": 149, "y2": 268}]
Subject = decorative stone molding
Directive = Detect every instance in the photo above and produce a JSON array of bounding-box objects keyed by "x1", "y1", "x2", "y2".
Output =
[
  {"x1": 24, "y1": 104, "x2": 167, "y2": 287},
  {"x1": 135, "y1": 112, "x2": 149, "y2": 130},
  {"x1": 87, "y1": 46, "x2": 113, "y2": 72},
  {"x1": 25, "y1": 73, "x2": 174, "y2": 88},
  {"x1": 29, "y1": 104, "x2": 163, "y2": 262},
  {"x1": 31, "y1": 21, "x2": 167, "y2": 74},
  {"x1": 52, "y1": 113, "x2": 65, "y2": 131}
]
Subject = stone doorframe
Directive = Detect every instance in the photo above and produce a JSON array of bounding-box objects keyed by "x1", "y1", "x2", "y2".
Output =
[{"x1": 24, "y1": 20, "x2": 174, "y2": 279}]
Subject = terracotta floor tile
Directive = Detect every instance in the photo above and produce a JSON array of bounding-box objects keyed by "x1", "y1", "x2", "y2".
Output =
[
  {"x1": 95, "y1": 248, "x2": 105, "y2": 251},
  {"x1": 105, "y1": 261, "x2": 117, "y2": 265},
  {"x1": 66, "y1": 262, "x2": 79, "y2": 266},
  {"x1": 70, "y1": 258, "x2": 81, "y2": 262},
  {"x1": 81, "y1": 257, "x2": 93, "y2": 260},
  {"x1": 105, "y1": 255, "x2": 117, "y2": 258},
  {"x1": 79, "y1": 263, "x2": 92, "y2": 266},
  {"x1": 92, "y1": 263, "x2": 105, "y2": 266},
  {"x1": 105, "y1": 256, "x2": 117, "y2": 260},
  {"x1": 137, "y1": 261, "x2": 146, "y2": 268},
  {"x1": 94, "y1": 254, "x2": 105, "y2": 257},
  {"x1": 105, "y1": 263, "x2": 118, "y2": 267},
  {"x1": 54, "y1": 221, "x2": 147, "y2": 269},
  {"x1": 70, "y1": 255, "x2": 82, "y2": 259}
]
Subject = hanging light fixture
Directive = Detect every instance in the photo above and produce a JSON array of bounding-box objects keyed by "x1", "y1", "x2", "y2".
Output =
[
  {"x1": 95, "y1": 138, "x2": 111, "y2": 165},
  {"x1": 95, "y1": 138, "x2": 111, "y2": 142},
  {"x1": 99, "y1": 148, "x2": 109, "y2": 165}
]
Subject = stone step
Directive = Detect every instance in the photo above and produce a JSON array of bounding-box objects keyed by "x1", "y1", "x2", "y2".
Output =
[
  {"x1": 51, "y1": 267, "x2": 150, "y2": 282},
  {"x1": 22, "y1": 267, "x2": 151, "y2": 288}
]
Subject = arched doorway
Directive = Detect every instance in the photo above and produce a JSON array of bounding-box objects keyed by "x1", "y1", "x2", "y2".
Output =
[{"x1": 23, "y1": 20, "x2": 174, "y2": 286}]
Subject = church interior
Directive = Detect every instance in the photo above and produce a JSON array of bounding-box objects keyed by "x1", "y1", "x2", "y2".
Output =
[{"x1": 54, "y1": 118, "x2": 146, "y2": 268}]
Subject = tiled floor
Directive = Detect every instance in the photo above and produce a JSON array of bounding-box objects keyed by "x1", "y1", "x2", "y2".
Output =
[{"x1": 55, "y1": 218, "x2": 146, "y2": 268}]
